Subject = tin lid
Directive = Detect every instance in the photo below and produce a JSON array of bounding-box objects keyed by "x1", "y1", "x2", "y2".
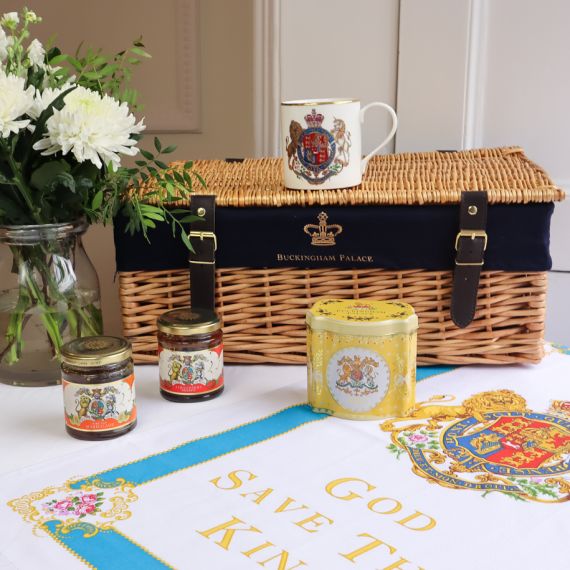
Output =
[
  {"x1": 157, "y1": 307, "x2": 221, "y2": 336},
  {"x1": 61, "y1": 336, "x2": 132, "y2": 368},
  {"x1": 306, "y1": 299, "x2": 418, "y2": 336}
]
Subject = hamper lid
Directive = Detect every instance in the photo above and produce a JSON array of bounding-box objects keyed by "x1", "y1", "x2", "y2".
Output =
[
  {"x1": 140, "y1": 147, "x2": 565, "y2": 208},
  {"x1": 307, "y1": 299, "x2": 418, "y2": 336}
]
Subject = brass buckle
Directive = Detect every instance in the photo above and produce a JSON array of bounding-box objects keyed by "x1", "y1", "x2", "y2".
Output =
[
  {"x1": 189, "y1": 231, "x2": 217, "y2": 251},
  {"x1": 188, "y1": 231, "x2": 217, "y2": 265},
  {"x1": 454, "y1": 230, "x2": 488, "y2": 252}
]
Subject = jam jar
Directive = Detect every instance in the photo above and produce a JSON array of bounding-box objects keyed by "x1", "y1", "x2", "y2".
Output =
[
  {"x1": 157, "y1": 307, "x2": 224, "y2": 402},
  {"x1": 61, "y1": 336, "x2": 137, "y2": 440},
  {"x1": 306, "y1": 299, "x2": 418, "y2": 420}
]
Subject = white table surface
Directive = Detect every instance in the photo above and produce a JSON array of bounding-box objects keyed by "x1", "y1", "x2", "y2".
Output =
[
  {"x1": 2, "y1": 354, "x2": 570, "y2": 570},
  {"x1": 0, "y1": 365, "x2": 305, "y2": 476}
]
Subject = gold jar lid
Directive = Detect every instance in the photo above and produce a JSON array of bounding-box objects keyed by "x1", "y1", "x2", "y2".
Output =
[
  {"x1": 157, "y1": 307, "x2": 221, "y2": 336},
  {"x1": 306, "y1": 299, "x2": 418, "y2": 336},
  {"x1": 61, "y1": 336, "x2": 132, "y2": 367}
]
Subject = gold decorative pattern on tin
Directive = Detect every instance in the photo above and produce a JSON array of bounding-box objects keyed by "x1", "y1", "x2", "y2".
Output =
[{"x1": 307, "y1": 299, "x2": 418, "y2": 336}]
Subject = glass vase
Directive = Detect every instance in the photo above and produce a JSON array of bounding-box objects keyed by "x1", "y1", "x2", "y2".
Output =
[{"x1": 0, "y1": 220, "x2": 102, "y2": 387}]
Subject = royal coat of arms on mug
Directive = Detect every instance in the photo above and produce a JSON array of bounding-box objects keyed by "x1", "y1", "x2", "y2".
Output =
[{"x1": 281, "y1": 98, "x2": 397, "y2": 190}]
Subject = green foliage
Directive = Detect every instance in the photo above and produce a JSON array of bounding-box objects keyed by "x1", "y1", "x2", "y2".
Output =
[
  {"x1": 46, "y1": 37, "x2": 151, "y2": 110},
  {"x1": 115, "y1": 142, "x2": 206, "y2": 252},
  {"x1": 386, "y1": 443, "x2": 406, "y2": 459},
  {"x1": 506, "y1": 477, "x2": 560, "y2": 499}
]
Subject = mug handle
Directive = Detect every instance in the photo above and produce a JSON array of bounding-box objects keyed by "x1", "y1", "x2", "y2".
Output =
[{"x1": 360, "y1": 102, "x2": 398, "y2": 174}]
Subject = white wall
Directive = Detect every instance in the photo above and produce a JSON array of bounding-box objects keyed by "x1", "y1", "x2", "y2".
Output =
[
  {"x1": 477, "y1": 1, "x2": 570, "y2": 181},
  {"x1": 396, "y1": 0, "x2": 473, "y2": 152},
  {"x1": 280, "y1": 0, "x2": 400, "y2": 155},
  {"x1": 477, "y1": 0, "x2": 570, "y2": 273}
]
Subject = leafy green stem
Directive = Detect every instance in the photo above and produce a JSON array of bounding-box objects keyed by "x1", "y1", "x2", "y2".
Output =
[
  {"x1": 2, "y1": 242, "x2": 102, "y2": 365},
  {"x1": 1, "y1": 140, "x2": 43, "y2": 224},
  {"x1": 31, "y1": 282, "x2": 63, "y2": 355}
]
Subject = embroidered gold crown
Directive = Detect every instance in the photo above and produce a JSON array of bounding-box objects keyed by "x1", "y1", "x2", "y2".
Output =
[{"x1": 304, "y1": 212, "x2": 343, "y2": 246}]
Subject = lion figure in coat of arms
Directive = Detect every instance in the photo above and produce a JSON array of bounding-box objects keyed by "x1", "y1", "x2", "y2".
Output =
[
  {"x1": 285, "y1": 120, "x2": 303, "y2": 168},
  {"x1": 381, "y1": 389, "x2": 528, "y2": 434}
]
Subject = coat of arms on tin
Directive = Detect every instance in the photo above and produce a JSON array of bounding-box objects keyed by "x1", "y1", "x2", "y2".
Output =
[
  {"x1": 327, "y1": 348, "x2": 390, "y2": 413},
  {"x1": 381, "y1": 390, "x2": 570, "y2": 502},
  {"x1": 336, "y1": 354, "x2": 380, "y2": 395},
  {"x1": 286, "y1": 109, "x2": 351, "y2": 184}
]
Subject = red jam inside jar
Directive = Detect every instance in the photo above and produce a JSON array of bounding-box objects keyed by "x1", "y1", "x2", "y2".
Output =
[
  {"x1": 60, "y1": 336, "x2": 137, "y2": 440},
  {"x1": 157, "y1": 307, "x2": 224, "y2": 402}
]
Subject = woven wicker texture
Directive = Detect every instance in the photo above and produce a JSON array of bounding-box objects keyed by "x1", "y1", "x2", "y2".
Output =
[
  {"x1": 121, "y1": 146, "x2": 561, "y2": 365},
  {"x1": 120, "y1": 268, "x2": 546, "y2": 366},
  {"x1": 142, "y1": 147, "x2": 564, "y2": 207}
]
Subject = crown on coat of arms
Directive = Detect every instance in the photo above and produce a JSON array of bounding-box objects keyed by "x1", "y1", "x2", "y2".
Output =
[
  {"x1": 303, "y1": 212, "x2": 343, "y2": 246},
  {"x1": 305, "y1": 109, "x2": 325, "y2": 128}
]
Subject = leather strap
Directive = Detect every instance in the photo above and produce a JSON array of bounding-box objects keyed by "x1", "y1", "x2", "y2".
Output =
[
  {"x1": 451, "y1": 191, "x2": 488, "y2": 328},
  {"x1": 188, "y1": 195, "x2": 216, "y2": 311}
]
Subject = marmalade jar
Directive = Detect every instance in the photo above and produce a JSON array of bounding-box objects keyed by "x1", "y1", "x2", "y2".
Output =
[
  {"x1": 306, "y1": 299, "x2": 418, "y2": 420},
  {"x1": 157, "y1": 307, "x2": 224, "y2": 402},
  {"x1": 60, "y1": 336, "x2": 136, "y2": 440}
]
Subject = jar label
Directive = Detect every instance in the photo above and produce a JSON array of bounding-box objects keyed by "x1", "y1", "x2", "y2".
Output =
[
  {"x1": 159, "y1": 344, "x2": 224, "y2": 394},
  {"x1": 62, "y1": 375, "x2": 136, "y2": 432},
  {"x1": 326, "y1": 348, "x2": 390, "y2": 413}
]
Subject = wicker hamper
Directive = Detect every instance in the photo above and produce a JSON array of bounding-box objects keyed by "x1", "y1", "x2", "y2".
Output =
[{"x1": 116, "y1": 147, "x2": 564, "y2": 366}]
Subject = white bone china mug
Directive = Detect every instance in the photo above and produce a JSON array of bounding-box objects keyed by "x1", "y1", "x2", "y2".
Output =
[{"x1": 281, "y1": 98, "x2": 397, "y2": 190}]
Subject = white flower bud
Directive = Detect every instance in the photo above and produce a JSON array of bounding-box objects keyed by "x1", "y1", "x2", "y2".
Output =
[
  {"x1": 0, "y1": 27, "x2": 8, "y2": 61},
  {"x1": 24, "y1": 10, "x2": 39, "y2": 24},
  {"x1": 1, "y1": 12, "x2": 20, "y2": 29},
  {"x1": 27, "y1": 38, "x2": 45, "y2": 68}
]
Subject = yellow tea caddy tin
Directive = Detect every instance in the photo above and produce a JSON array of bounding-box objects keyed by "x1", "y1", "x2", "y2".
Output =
[{"x1": 306, "y1": 299, "x2": 418, "y2": 420}]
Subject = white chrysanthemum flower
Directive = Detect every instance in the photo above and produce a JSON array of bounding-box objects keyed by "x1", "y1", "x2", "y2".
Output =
[
  {"x1": 0, "y1": 28, "x2": 8, "y2": 61},
  {"x1": 33, "y1": 86, "x2": 146, "y2": 169},
  {"x1": 1, "y1": 12, "x2": 19, "y2": 28},
  {"x1": 28, "y1": 85, "x2": 67, "y2": 121},
  {"x1": 0, "y1": 70, "x2": 35, "y2": 137},
  {"x1": 27, "y1": 38, "x2": 45, "y2": 68}
]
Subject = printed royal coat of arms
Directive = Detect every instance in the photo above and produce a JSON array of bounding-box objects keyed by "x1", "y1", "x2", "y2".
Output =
[
  {"x1": 167, "y1": 354, "x2": 208, "y2": 386},
  {"x1": 286, "y1": 109, "x2": 351, "y2": 184},
  {"x1": 67, "y1": 386, "x2": 126, "y2": 427},
  {"x1": 336, "y1": 355, "x2": 379, "y2": 395},
  {"x1": 382, "y1": 389, "x2": 570, "y2": 502}
]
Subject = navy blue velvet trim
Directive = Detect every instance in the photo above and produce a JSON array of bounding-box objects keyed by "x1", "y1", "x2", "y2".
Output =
[{"x1": 113, "y1": 203, "x2": 553, "y2": 272}]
